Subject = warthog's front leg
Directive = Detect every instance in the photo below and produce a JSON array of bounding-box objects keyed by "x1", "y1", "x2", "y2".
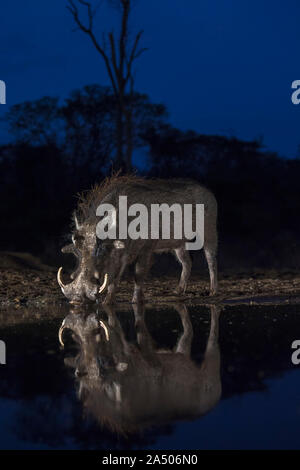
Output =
[
  {"x1": 132, "y1": 251, "x2": 153, "y2": 304},
  {"x1": 102, "y1": 282, "x2": 117, "y2": 305},
  {"x1": 103, "y1": 256, "x2": 129, "y2": 305}
]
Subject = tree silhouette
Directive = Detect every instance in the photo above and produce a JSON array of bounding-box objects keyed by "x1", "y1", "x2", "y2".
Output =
[
  {"x1": 67, "y1": 0, "x2": 147, "y2": 172},
  {"x1": 5, "y1": 97, "x2": 62, "y2": 147}
]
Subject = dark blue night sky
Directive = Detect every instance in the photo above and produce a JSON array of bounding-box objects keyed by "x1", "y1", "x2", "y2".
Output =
[{"x1": 0, "y1": 0, "x2": 300, "y2": 157}]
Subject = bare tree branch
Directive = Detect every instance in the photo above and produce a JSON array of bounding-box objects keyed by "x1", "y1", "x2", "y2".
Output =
[
  {"x1": 119, "y1": 0, "x2": 130, "y2": 78},
  {"x1": 78, "y1": 0, "x2": 93, "y2": 28},
  {"x1": 67, "y1": 0, "x2": 118, "y2": 95},
  {"x1": 67, "y1": 0, "x2": 147, "y2": 171},
  {"x1": 108, "y1": 32, "x2": 119, "y2": 81},
  {"x1": 125, "y1": 29, "x2": 147, "y2": 84},
  {"x1": 67, "y1": 0, "x2": 90, "y2": 33}
]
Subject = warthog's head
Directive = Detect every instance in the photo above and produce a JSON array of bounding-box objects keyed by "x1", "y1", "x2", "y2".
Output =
[
  {"x1": 59, "y1": 309, "x2": 131, "y2": 411},
  {"x1": 60, "y1": 306, "x2": 158, "y2": 435},
  {"x1": 57, "y1": 213, "x2": 126, "y2": 304}
]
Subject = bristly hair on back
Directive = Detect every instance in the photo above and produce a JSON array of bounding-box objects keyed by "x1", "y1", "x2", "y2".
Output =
[{"x1": 75, "y1": 171, "x2": 146, "y2": 222}]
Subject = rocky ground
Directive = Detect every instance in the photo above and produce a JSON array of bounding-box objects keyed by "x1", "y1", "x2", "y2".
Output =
[{"x1": 1, "y1": 251, "x2": 300, "y2": 309}]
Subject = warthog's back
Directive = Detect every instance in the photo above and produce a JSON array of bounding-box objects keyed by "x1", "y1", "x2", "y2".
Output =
[
  {"x1": 98, "y1": 178, "x2": 217, "y2": 251},
  {"x1": 78, "y1": 176, "x2": 217, "y2": 222},
  {"x1": 104, "y1": 179, "x2": 216, "y2": 210}
]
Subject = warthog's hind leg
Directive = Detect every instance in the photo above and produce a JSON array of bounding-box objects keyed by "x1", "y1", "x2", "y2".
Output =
[
  {"x1": 174, "y1": 246, "x2": 192, "y2": 295},
  {"x1": 204, "y1": 245, "x2": 218, "y2": 295}
]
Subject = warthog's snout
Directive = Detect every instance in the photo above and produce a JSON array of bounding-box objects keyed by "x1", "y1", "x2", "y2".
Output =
[{"x1": 57, "y1": 267, "x2": 108, "y2": 304}]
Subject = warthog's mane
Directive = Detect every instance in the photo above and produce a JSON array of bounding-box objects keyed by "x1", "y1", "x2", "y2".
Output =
[
  {"x1": 76, "y1": 173, "x2": 153, "y2": 223},
  {"x1": 75, "y1": 174, "x2": 205, "y2": 227}
]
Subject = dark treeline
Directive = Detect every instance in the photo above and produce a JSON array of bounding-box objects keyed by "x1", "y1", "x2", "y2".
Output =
[{"x1": 1, "y1": 84, "x2": 299, "y2": 269}]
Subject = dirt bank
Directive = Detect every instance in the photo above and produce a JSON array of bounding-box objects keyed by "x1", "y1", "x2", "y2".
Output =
[{"x1": 1, "y1": 252, "x2": 300, "y2": 308}]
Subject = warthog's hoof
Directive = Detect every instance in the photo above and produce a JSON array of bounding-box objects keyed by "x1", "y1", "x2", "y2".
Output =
[
  {"x1": 209, "y1": 290, "x2": 218, "y2": 297},
  {"x1": 175, "y1": 285, "x2": 187, "y2": 296}
]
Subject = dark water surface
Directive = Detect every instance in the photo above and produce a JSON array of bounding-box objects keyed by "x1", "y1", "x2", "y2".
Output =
[{"x1": 0, "y1": 302, "x2": 300, "y2": 450}]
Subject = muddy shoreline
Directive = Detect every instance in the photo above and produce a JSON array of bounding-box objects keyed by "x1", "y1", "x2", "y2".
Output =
[{"x1": 1, "y1": 261, "x2": 300, "y2": 309}]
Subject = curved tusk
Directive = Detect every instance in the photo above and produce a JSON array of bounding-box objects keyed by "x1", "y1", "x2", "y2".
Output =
[
  {"x1": 58, "y1": 319, "x2": 66, "y2": 347},
  {"x1": 99, "y1": 273, "x2": 108, "y2": 294},
  {"x1": 99, "y1": 320, "x2": 109, "y2": 341},
  {"x1": 57, "y1": 267, "x2": 65, "y2": 292}
]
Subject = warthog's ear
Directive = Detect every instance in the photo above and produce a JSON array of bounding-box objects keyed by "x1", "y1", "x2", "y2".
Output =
[{"x1": 113, "y1": 240, "x2": 125, "y2": 249}]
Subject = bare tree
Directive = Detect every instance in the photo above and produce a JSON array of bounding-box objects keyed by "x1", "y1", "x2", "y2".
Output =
[{"x1": 67, "y1": 0, "x2": 147, "y2": 172}]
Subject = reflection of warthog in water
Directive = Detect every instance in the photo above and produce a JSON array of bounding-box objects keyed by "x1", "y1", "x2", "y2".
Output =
[
  {"x1": 59, "y1": 305, "x2": 221, "y2": 435},
  {"x1": 57, "y1": 175, "x2": 218, "y2": 304}
]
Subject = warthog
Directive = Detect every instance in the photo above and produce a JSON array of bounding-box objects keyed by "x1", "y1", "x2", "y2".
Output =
[
  {"x1": 59, "y1": 304, "x2": 221, "y2": 435},
  {"x1": 57, "y1": 175, "x2": 218, "y2": 304}
]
